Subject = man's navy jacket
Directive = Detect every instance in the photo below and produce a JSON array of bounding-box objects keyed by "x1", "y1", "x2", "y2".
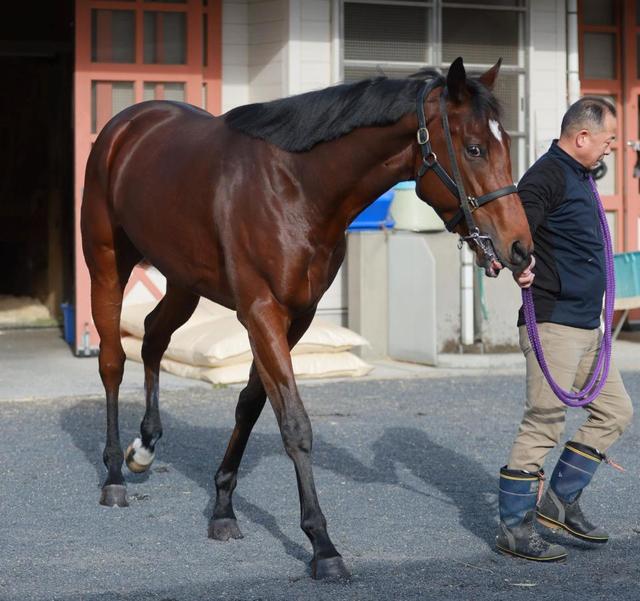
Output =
[{"x1": 516, "y1": 140, "x2": 605, "y2": 330}]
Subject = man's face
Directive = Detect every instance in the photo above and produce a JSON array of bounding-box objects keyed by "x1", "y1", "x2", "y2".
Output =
[{"x1": 579, "y1": 112, "x2": 617, "y2": 169}]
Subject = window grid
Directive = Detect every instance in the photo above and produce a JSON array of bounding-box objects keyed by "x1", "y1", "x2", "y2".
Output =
[{"x1": 342, "y1": 0, "x2": 528, "y2": 177}]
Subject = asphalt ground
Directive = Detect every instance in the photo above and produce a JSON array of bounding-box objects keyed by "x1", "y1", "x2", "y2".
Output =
[{"x1": 0, "y1": 327, "x2": 639, "y2": 601}]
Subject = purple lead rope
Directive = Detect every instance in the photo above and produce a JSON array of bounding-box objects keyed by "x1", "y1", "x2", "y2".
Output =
[{"x1": 521, "y1": 175, "x2": 615, "y2": 408}]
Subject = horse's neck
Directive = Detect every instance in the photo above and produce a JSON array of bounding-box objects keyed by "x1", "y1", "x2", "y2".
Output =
[{"x1": 304, "y1": 114, "x2": 417, "y2": 226}]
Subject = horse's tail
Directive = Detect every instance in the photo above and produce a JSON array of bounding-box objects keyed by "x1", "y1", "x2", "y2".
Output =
[{"x1": 80, "y1": 113, "x2": 141, "y2": 291}]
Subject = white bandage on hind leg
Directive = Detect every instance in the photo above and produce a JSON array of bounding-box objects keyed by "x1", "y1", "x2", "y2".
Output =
[{"x1": 131, "y1": 437, "x2": 155, "y2": 466}]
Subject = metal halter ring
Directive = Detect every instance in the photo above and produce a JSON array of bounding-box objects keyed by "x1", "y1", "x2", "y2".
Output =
[
  {"x1": 423, "y1": 151, "x2": 437, "y2": 166},
  {"x1": 416, "y1": 127, "x2": 430, "y2": 145}
]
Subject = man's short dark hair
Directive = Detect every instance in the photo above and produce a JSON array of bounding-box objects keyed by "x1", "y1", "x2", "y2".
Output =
[{"x1": 560, "y1": 96, "x2": 617, "y2": 136}]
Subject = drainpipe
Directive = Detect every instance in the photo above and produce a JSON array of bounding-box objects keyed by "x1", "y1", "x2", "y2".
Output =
[
  {"x1": 567, "y1": 0, "x2": 580, "y2": 104},
  {"x1": 460, "y1": 244, "x2": 474, "y2": 347},
  {"x1": 330, "y1": 0, "x2": 341, "y2": 84}
]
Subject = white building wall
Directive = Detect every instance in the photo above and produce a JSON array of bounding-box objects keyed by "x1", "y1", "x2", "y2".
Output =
[
  {"x1": 287, "y1": 0, "x2": 332, "y2": 94},
  {"x1": 248, "y1": 0, "x2": 287, "y2": 102},
  {"x1": 222, "y1": 0, "x2": 249, "y2": 112},
  {"x1": 528, "y1": 0, "x2": 568, "y2": 160}
]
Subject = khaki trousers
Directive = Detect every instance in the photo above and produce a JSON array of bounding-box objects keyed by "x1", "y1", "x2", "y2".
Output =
[{"x1": 508, "y1": 323, "x2": 633, "y2": 472}]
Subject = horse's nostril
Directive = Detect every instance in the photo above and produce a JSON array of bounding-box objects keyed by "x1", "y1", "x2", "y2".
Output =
[{"x1": 511, "y1": 240, "x2": 528, "y2": 265}]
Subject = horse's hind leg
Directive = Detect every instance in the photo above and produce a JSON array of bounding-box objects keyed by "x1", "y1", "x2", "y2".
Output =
[
  {"x1": 209, "y1": 310, "x2": 315, "y2": 541},
  {"x1": 84, "y1": 226, "x2": 141, "y2": 507},
  {"x1": 125, "y1": 283, "x2": 199, "y2": 473},
  {"x1": 209, "y1": 363, "x2": 266, "y2": 540}
]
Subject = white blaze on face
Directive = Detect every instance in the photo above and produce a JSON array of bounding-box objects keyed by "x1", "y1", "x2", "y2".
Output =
[{"x1": 489, "y1": 119, "x2": 503, "y2": 144}]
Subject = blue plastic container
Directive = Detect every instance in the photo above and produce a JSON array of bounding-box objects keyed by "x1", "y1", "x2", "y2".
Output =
[
  {"x1": 394, "y1": 181, "x2": 415, "y2": 191},
  {"x1": 348, "y1": 189, "x2": 395, "y2": 231},
  {"x1": 61, "y1": 302, "x2": 75, "y2": 345},
  {"x1": 614, "y1": 251, "x2": 640, "y2": 298}
]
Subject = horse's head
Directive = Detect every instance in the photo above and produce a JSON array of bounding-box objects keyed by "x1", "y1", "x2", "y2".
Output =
[{"x1": 414, "y1": 57, "x2": 533, "y2": 278}]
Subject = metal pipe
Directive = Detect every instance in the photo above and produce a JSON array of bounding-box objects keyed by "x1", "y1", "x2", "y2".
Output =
[
  {"x1": 330, "y1": 0, "x2": 341, "y2": 84},
  {"x1": 567, "y1": 0, "x2": 580, "y2": 104},
  {"x1": 460, "y1": 244, "x2": 474, "y2": 346}
]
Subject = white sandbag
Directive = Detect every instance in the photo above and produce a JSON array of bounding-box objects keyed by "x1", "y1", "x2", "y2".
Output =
[
  {"x1": 121, "y1": 336, "x2": 373, "y2": 385},
  {"x1": 120, "y1": 299, "x2": 369, "y2": 368}
]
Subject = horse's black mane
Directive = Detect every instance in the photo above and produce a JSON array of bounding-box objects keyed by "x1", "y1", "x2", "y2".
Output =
[{"x1": 224, "y1": 70, "x2": 501, "y2": 153}]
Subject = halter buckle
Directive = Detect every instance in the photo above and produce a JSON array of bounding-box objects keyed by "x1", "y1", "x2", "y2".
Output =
[
  {"x1": 417, "y1": 127, "x2": 430, "y2": 145},
  {"x1": 467, "y1": 196, "x2": 479, "y2": 210}
]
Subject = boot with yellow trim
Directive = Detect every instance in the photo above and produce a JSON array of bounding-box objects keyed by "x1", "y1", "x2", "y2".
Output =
[
  {"x1": 496, "y1": 466, "x2": 568, "y2": 561},
  {"x1": 536, "y1": 441, "x2": 609, "y2": 543}
]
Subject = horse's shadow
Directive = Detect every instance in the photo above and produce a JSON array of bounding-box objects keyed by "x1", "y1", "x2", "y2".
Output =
[{"x1": 60, "y1": 397, "x2": 498, "y2": 562}]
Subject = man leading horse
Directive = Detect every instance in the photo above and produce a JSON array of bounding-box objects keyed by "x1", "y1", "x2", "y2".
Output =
[{"x1": 498, "y1": 97, "x2": 634, "y2": 561}]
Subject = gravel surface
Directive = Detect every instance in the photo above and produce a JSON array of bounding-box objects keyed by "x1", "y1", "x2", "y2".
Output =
[{"x1": 0, "y1": 374, "x2": 638, "y2": 601}]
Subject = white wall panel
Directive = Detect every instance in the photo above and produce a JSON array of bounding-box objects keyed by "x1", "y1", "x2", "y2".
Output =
[
  {"x1": 222, "y1": 0, "x2": 249, "y2": 112},
  {"x1": 302, "y1": 0, "x2": 330, "y2": 22},
  {"x1": 528, "y1": 1, "x2": 567, "y2": 161}
]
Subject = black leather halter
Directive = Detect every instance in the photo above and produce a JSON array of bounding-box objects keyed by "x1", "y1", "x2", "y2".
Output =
[{"x1": 414, "y1": 79, "x2": 517, "y2": 262}]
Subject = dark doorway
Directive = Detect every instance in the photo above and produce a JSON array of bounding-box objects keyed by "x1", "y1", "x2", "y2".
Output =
[{"x1": 0, "y1": 2, "x2": 74, "y2": 326}]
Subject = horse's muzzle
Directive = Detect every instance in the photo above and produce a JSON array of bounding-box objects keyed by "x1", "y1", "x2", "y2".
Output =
[{"x1": 509, "y1": 240, "x2": 532, "y2": 274}]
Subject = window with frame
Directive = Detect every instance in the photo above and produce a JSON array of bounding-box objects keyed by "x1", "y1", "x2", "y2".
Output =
[{"x1": 342, "y1": 0, "x2": 527, "y2": 179}]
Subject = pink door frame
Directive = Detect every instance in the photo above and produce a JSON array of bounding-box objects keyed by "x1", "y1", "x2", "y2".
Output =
[{"x1": 73, "y1": 0, "x2": 221, "y2": 354}]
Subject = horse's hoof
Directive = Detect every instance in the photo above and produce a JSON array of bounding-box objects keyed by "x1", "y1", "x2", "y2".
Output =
[
  {"x1": 100, "y1": 484, "x2": 129, "y2": 507},
  {"x1": 208, "y1": 518, "x2": 244, "y2": 541},
  {"x1": 126, "y1": 438, "x2": 155, "y2": 473},
  {"x1": 311, "y1": 556, "x2": 350, "y2": 580}
]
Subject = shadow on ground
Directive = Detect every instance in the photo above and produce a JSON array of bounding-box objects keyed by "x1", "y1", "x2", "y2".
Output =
[{"x1": 60, "y1": 396, "x2": 499, "y2": 562}]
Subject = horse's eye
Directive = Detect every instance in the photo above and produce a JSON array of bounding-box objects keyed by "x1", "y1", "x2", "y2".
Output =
[{"x1": 466, "y1": 145, "x2": 482, "y2": 158}]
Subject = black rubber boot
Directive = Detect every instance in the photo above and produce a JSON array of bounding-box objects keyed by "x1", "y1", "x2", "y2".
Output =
[
  {"x1": 496, "y1": 466, "x2": 568, "y2": 562},
  {"x1": 537, "y1": 442, "x2": 609, "y2": 543}
]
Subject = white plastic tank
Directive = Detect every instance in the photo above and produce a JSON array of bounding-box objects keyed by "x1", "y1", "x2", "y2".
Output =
[{"x1": 390, "y1": 181, "x2": 445, "y2": 232}]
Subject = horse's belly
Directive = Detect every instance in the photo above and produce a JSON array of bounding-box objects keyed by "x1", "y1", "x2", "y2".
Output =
[{"x1": 114, "y1": 186, "x2": 230, "y2": 302}]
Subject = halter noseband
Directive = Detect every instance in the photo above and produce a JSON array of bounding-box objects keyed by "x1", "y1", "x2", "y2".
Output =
[{"x1": 414, "y1": 80, "x2": 517, "y2": 262}]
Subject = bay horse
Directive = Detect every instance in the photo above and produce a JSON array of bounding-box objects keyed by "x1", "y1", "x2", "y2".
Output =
[{"x1": 81, "y1": 57, "x2": 532, "y2": 580}]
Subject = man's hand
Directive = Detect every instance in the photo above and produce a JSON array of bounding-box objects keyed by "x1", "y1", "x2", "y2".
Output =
[{"x1": 514, "y1": 255, "x2": 535, "y2": 288}]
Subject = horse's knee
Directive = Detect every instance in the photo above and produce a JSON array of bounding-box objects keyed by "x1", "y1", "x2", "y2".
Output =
[
  {"x1": 99, "y1": 349, "x2": 125, "y2": 388},
  {"x1": 215, "y1": 468, "x2": 237, "y2": 493},
  {"x1": 281, "y1": 416, "x2": 313, "y2": 456}
]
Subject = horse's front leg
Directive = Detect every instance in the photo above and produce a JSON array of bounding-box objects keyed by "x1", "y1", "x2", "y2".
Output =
[
  {"x1": 210, "y1": 310, "x2": 316, "y2": 541},
  {"x1": 240, "y1": 298, "x2": 350, "y2": 580}
]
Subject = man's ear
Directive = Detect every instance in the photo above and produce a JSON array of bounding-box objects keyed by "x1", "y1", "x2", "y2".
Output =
[{"x1": 576, "y1": 129, "x2": 589, "y2": 147}]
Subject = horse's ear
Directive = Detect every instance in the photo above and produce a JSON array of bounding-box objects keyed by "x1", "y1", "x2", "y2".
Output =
[
  {"x1": 478, "y1": 58, "x2": 502, "y2": 90},
  {"x1": 446, "y1": 57, "x2": 467, "y2": 103}
]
